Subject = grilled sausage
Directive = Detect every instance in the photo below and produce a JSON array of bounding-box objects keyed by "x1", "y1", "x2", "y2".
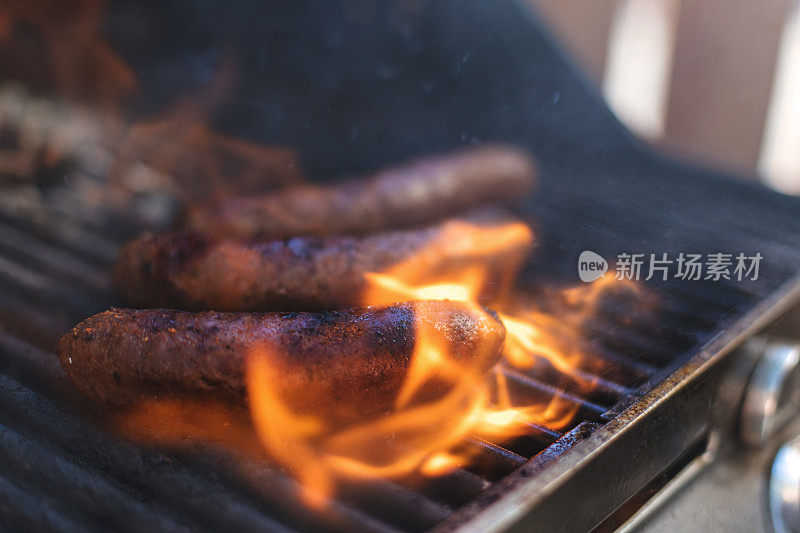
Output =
[
  {"x1": 56, "y1": 301, "x2": 506, "y2": 421},
  {"x1": 181, "y1": 146, "x2": 536, "y2": 239},
  {"x1": 113, "y1": 212, "x2": 534, "y2": 311}
]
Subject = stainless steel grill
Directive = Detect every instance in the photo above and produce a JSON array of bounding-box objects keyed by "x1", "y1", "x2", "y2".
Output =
[
  {"x1": 1, "y1": 171, "x2": 798, "y2": 532},
  {"x1": 2, "y1": 1, "x2": 800, "y2": 531}
]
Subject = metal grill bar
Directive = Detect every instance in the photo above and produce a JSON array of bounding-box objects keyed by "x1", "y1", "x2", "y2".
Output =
[
  {"x1": 0, "y1": 473, "x2": 88, "y2": 533},
  {"x1": 407, "y1": 470, "x2": 489, "y2": 509},
  {"x1": 0, "y1": 374, "x2": 395, "y2": 533},
  {"x1": 498, "y1": 368, "x2": 608, "y2": 423},
  {"x1": 0, "y1": 423, "x2": 191, "y2": 532},
  {"x1": 0, "y1": 222, "x2": 111, "y2": 292},
  {"x1": 0, "y1": 210, "x2": 118, "y2": 265}
]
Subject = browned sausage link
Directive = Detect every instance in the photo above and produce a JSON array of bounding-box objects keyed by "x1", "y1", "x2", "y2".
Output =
[
  {"x1": 56, "y1": 302, "x2": 506, "y2": 421},
  {"x1": 113, "y1": 211, "x2": 533, "y2": 311},
  {"x1": 181, "y1": 146, "x2": 536, "y2": 239}
]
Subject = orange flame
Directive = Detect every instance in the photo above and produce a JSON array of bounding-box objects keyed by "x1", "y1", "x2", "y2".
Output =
[
  {"x1": 111, "y1": 398, "x2": 265, "y2": 457},
  {"x1": 246, "y1": 216, "x2": 650, "y2": 504},
  {"x1": 501, "y1": 275, "x2": 650, "y2": 386},
  {"x1": 361, "y1": 218, "x2": 534, "y2": 307},
  {"x1": 247, "y1": 304, "x2": 495, "y2": 506}
]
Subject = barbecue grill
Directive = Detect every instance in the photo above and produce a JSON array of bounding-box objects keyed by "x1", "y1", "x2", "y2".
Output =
[{"x1": 1, "y1": 1, "x2": 800, "y2": 531}]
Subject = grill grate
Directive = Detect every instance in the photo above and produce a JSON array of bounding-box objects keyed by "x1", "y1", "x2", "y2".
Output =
[{"x1": 1, "y1": 184, "x2": 795, "y2": 533}]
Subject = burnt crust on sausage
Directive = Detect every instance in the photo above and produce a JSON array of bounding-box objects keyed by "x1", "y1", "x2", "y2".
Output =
[
  {"x1": 181, "y1": 146, "x2": 536, "y2": 239},
  {"x1": 56, "y1": 302, "x2": 506, "y2": 421},
  {"x1": 113, "y1": 211, "x2": 533, "y2": 311}
]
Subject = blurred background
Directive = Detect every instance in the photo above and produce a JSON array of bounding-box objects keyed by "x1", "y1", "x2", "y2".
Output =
[
  {"x1": 1, "y1": 0, "x2": 798, "y2": 201},
  {"x1": 529, "y1": 0, "x2": 800, "y2": 194}
]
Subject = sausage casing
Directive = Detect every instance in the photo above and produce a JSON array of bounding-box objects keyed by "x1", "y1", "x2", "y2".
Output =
[
  {"x1": 56, "y1": 301, "x2": 506, "y2": 421},
  {"x1": 113, "y1": 211, "x2": 533, "y2": 311},
  {"x1": 181, "y1": 146, "x2": 536, "y2": 239}
]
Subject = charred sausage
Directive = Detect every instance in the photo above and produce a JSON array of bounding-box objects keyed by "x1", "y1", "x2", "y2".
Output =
[
  {"x1": 181, "y1": 146, "x2": 536, "y2": 239},
  {"x1": 113, "y1": 212, "x2": 533, "y2": 311},
  {"x1": 56, "y1": 301, "x2": 506, "y2": 421}
]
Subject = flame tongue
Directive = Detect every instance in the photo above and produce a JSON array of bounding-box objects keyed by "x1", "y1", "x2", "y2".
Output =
[
  {"x1": 243, "y1": 217, "x2": 648, "y2": 505},
  {"x1": 247, "y1": 299, "x2": 504, "y2": 504},
  {"x1": 361, "y1": 216, "x2": 534, "y2": 308},
  {"x1": 247, "y1": 300, "x2": 504, "y2": 423}
]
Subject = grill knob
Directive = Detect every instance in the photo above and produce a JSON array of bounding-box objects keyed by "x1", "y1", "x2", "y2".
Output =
[
  {"x1": 739, "y1": 338, "x2": 800, "y2": 447},
  {"x1": 769, "y1": 434, "x2": 800, "y2": 533}
]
